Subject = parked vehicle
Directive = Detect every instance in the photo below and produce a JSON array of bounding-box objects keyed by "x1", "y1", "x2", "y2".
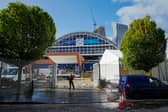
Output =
[
  {"x1": 1, "y1": 66, "x2": 31, "y2": 81},
  {"x1": 119, "y1": 75, "x2": 168, "y2": 99},
  {"x1": 1, "y1": 67, "x2": 19, "y2": 81}
]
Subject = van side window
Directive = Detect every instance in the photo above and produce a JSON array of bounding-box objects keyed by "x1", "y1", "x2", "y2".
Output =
[
  {"x1": 149, "y1": 78, "x2": 153, "y2": 83},
  {"x1": 149, "y1": 77, "x2": 160, "y2": 87}
]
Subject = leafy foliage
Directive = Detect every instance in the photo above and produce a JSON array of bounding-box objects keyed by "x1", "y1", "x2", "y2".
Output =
[
  {"x1": 0, "y1": 2, "x2": 56, "y2": 94},
  {"x1": 99, "y1": 79, "x2": 108, "y2": 88},
  {"x1": 120, "y1": 16, "x2": 166, "y2": 72},
  {"x1": 0, "y1": 2, "x2": 56, "y2": 66}
]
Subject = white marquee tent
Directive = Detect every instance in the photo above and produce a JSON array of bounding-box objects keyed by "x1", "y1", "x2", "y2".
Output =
[{"x1": 99, "y1": 50, "x2": 122, "y2": 85}]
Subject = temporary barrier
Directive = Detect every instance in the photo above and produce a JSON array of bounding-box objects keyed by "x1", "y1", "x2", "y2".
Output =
[{"x1": 118, "y1": 90, "x2": 126, "y2": 109}]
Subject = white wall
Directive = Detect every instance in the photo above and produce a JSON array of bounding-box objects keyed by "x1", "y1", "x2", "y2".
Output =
[
  {"x1": 93, "y1": 63, "x2": 100, "y2": 87},
  {"x1": 99, "y1": 50, "x2": 121, "y2": 85},
  {"x1": 38, "y1": 68, "x2": 51, "y2": 76},
  {"x1": 100, "y1": 63, "x2": 120, "y2": 85}
]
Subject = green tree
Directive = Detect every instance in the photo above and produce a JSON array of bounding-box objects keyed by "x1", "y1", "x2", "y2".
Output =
[
  {"x1": 120, "y1": 16, "x2": 166, "y2": 72},
  {"x1": 0, "y1": 2, "x2": 56, "y2": 93}
]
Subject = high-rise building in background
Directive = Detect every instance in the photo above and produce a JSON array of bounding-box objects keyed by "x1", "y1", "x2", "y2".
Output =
[
  {"x1": 93, "y1": 26, "x2": 106, "y2": 37},
  {"x1": 112, "y1": 22, "x2": 128, "y2": 48}
]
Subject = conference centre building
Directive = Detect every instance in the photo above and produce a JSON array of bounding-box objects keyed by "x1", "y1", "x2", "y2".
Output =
[{"x1": 46, "y1": 26, "x2": 117, "y2": 72}]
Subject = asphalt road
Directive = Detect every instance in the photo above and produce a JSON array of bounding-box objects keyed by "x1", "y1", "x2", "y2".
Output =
[{"x1": 0, "y1": 102, "x2": 168, "y2": 112}]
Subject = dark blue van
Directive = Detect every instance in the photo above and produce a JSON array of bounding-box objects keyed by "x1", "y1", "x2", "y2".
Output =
[{"x1": 119, "y1": 75, "x2": 168, "y2": 99}]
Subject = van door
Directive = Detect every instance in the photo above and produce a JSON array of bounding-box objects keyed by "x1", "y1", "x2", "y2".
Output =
[
  {"x1": 137, "y1": 77, "x2": 156, "y2": 98},
  {"x1": 148, "y1": 77, "x2": 161, "y2": 98}
]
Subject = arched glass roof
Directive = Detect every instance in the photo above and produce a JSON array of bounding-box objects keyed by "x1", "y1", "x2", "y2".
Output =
[{"x1": 53, "y1": 32, "x2": 116, "y2": 47}]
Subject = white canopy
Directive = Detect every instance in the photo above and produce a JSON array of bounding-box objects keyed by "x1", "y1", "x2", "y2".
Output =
[
  {"x1": 100, "y1": 50, "x2": 122, "y2": 64},
  {"x1": 46, "y1": 52, "x2": 84, "y2": 66},
  {"x1": 48, "y1": 55, "x2": 77, "y2": 64},
  {"x1": 99, "y1": 50, "x2": 122, "y2": 85}
]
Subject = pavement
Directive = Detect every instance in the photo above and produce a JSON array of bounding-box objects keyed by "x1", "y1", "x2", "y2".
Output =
[
  {"x1": 0, "y1": 88, "x2": 118, "y2": 103},
  {"x1": 0, "y1": 88, "x2": 121, "y2": 112},
  {"x1": 1, "y1": 88, "x2": 168, "y2": 112},
  {"x1": 34, "y1": 78, "x2": 93, "y2": 89},
  {"x1": 0, "y1": 79, "x2": 168, "y2": 111},
  {"x1": 0, "y1": 78, "x2": 119, "y2": 104}
]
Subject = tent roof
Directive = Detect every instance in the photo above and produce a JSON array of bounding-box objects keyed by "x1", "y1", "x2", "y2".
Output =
[
  {"x1": 100, "y1": 50, "x2": 122, "y2": 64},
  {"x1": 45, "y1": 52, "x2": 85, "y2": 66},
  {"x1": 35, "y1": 59, "x2": 54, "y2": 65}
]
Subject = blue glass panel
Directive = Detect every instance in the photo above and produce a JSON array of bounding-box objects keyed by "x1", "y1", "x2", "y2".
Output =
[
  {"x1": 83, "y1": 63, "x2": 93, "y2": 71},
  {"x1": 58, "y1": 64, "x2": 76, "y2": 69},
  {"x1": 84, "y1": 39, "x2": 100, "y2": 45},
  {"x1": 60, "y1": 40, "x2": 76, "y2": 45},
  {"x1": 84, "y1": 35, "x2": 88, "y2": 40},
  {"x1": 34, "y1": 64, "x2": 51, "y2": 68}
]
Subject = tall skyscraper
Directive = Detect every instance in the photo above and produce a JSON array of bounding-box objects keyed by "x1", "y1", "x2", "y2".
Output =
[
  {"x1": 93, "y1": 26, "x2": 106, "y2": 36},
  {"x1": 112, "y1": 22, "x2": 128, "y2": 48}
]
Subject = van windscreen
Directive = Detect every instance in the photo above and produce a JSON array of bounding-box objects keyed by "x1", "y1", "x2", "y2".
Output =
[{"x1": 1, "y1": 68, "x2": 18, "y2": 75}]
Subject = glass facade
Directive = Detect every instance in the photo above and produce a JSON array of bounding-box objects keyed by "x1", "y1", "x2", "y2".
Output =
[
  {"x1": 47, "y1": 45, "x2": 114, "y2": 55},
  {"x1": 54, "y1": 34, "x2": 109, "y2": 46},
  {"x1": 48, "y1": 32, "x2": 116, "y2": 56},
  {"x1": 47, "y1": 32, "x2": 116, "y2": 72},
  {"x1": 112, "y1": 23, "x2": 128, "y2": 48}
]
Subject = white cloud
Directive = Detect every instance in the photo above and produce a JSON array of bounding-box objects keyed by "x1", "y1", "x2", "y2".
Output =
[{"x1": 116, "y1": 0, "x2": 168, "y2": 34}]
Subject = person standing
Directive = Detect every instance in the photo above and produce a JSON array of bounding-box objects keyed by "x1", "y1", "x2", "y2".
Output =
[{"x1": 68, "y1": 73, "x2": 75, "y2": 90}]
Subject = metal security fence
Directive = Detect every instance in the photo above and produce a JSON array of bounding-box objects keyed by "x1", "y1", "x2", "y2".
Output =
[{"x1": 152, "y1": 59, "x2": 168, "y2": 82}]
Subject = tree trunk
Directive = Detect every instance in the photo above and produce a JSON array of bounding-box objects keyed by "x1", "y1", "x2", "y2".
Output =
[{"x1": 16, "y1": 65, "x2": 23, "y2": 100}]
